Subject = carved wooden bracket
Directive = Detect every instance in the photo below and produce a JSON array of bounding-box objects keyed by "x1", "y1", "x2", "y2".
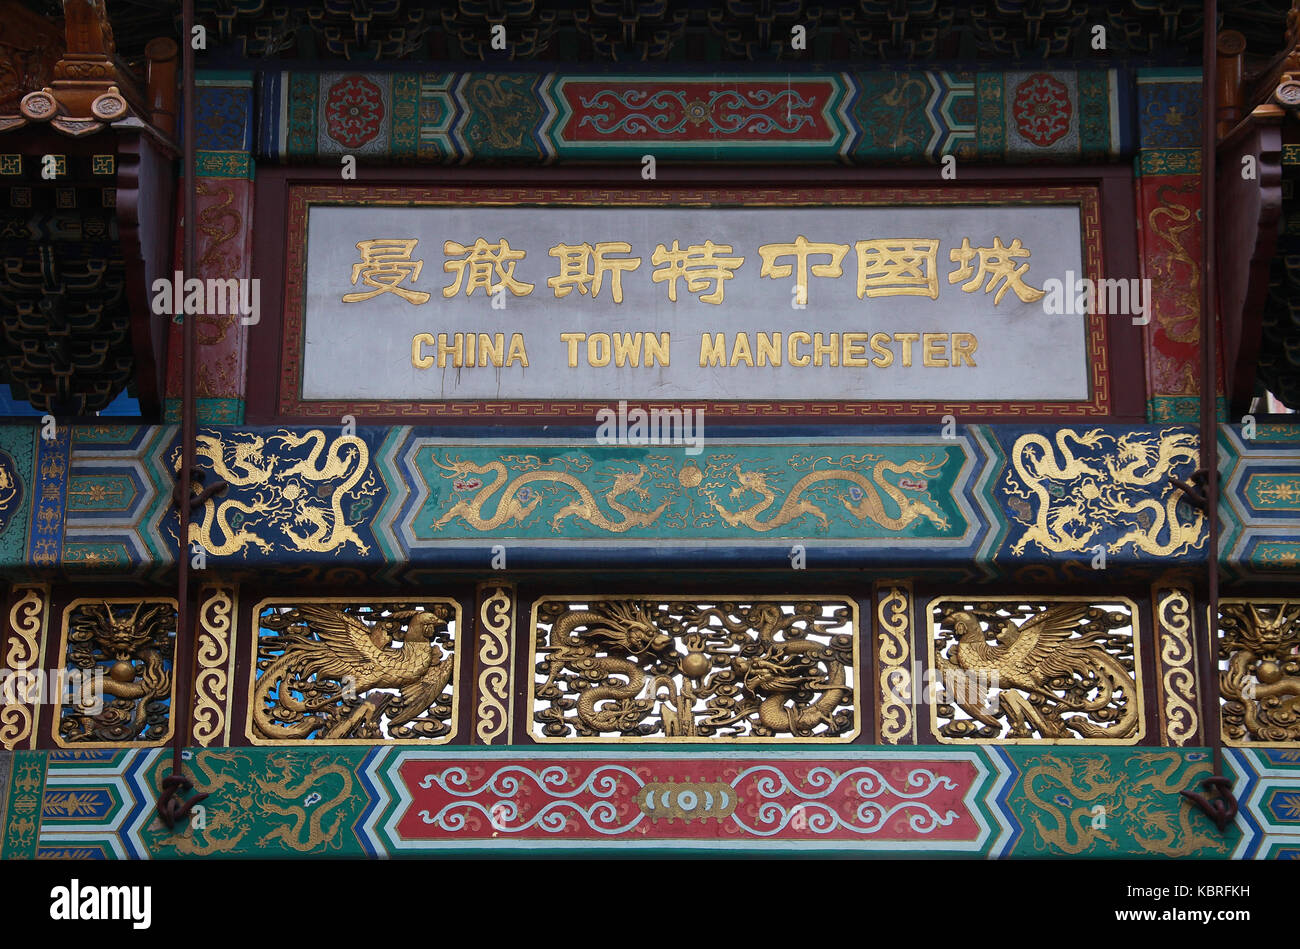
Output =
[{"x1": 4, "y1": 0, "x2": 175, "y2": 140}]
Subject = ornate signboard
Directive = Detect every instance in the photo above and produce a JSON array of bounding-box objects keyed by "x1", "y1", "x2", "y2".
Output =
[{"x1": 270, "y1": 184, "x2": 1110, "y2": 420}]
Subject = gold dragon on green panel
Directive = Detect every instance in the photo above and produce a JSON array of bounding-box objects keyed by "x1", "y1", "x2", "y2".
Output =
[
  {"x1": 705, "y1": 455, "x2": 950, "y2": 532},
  {"x1": 1019, "y1": 752, "x2": 1231, "y2": 857},
  {"x1": 431, "y1": 456, "x2": 669, "y2": 533}
]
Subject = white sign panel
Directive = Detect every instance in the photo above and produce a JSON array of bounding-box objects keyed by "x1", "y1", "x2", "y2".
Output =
[{"x1": 300, "y1": 204, "x2": 1090, "y2": 402}]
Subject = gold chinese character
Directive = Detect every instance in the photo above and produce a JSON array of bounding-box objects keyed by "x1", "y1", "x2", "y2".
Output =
[
  {"x1": 758, "y1": 236, "x2": 849, "y2": 304},
  {"x1": 948, "y1": 237, "x2": 1045, "y2": 304},
  {"x1": 650, "y1": 240, "x2": 744, "y2": 305},
  {"x1": 854, "y1": 239, "x2": 940, "y2": 299},
  {"x1": 548, "y1": 241, "x2": 641, "y2": 302},
  {"x1": 443, "y1": 238, "x2": 534, "y2": 298},
  {"x1": 343, "y1": 239, "x2": 431, "y2": 304}
]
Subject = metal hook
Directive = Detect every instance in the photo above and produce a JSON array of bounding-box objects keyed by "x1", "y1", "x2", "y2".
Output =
[
  {"x1": 1167, "y1": 468, "x2": 1209, "y2": 511},
  {"x1": 1180, "y1": 776, "x2": 1238, "y2": 833},
  {"x1": 156, "y1": 773, "x2": 209, "y2": 831}
]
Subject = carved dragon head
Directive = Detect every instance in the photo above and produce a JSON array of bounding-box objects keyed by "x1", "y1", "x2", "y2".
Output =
[
  {"x1": 591, "y1": 600, "x2": 671, "y2": 655},
  {"x1": 78, "y1": 601, "x2": 169, "y2": 660}
]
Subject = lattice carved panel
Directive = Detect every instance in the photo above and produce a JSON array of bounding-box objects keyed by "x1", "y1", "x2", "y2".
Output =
[
  {"x1": 54, "y1": 598, "x2": 178, "y2": 747},
  {"x1": 247, "y1": 598, "x2": 461, "y2": 744},
  {"x1": 1219, "y1": 599, "x2": 1300, "y2": 746},
  {"x1": 926, "y1": 597, "x2": 1144, "y2": 744},
  {"x1": 530, "y1": 597, "x2": 859, "y2": 742}
]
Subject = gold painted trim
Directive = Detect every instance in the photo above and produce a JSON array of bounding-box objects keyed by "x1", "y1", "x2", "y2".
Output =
[
  {"x1": 193, "y1": 585, "x2": 238, "y2": 747},
  {"x1": 52, "y1": 597, "x2": 179, "y2": 749},
  {"x1": 1, "y1": 584, "x2": 50, "y2": 751},
  {"x1": 245, "y1": 596, "x2": 463, "y2": 745},
  {"x1": 1216, "y1": 597, "x2": 1300, "y2": 748},
  {"x1": 474, "y1": 583, "x2": 514, "y2": 744},
  {"x1": 924, "y1": 594, "x2": 1146, "y2": 745},
  {"x1": 875, "y1": 581, "x2": 916, "y2": 745},
  {"x1": 527, "y1": 594, "x2": 861, "y2": 743},
  {"x1": 1153, "y1": 585, "x2": 1198, "y2": 746}
]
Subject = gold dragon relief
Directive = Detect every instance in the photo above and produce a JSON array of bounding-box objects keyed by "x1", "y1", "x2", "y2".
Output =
[
  {"x1": 173, "y1": 430, "x2": 377, "y2": 557},
  {"x1": 56, "y1": 599, "x2": 178, "y2": 746},
  {"x1": 927, "y1": 597, "x2": 1144, "y2": 744},
  {"x1": 1219, "y1": 599, "x2": 1300, "y2": 745},
  {"x1": 1019, "y1": 751, "x2": 1232, "y2": 857},
  {"x1": 247, "y1": 599, "x2": 460, "y2": 744},
  {"x1": 1004, "y1": 428, "x2": 1205, "y2": 558},
  {"x1": 530, "y1": 597, "x2": 859, "y2": 741},
  {"x1": 429, "y1": 454, "x2": 674, "y2": 534},
  {"x1": 426, "y1": 449, "x2": 954, "y2": 537},
  {"x1": 146, "y1": 750, "x2": 360, "y2": 856},
  {"x1": 696, "y1": 453, "x2": 952, "y2": 533}
]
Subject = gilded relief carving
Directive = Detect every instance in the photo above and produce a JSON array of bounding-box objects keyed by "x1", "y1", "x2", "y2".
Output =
[
  {"x1": 531, "y1": 598, "x2": 858, "y2": 741},
  {"x1": 194, "y1": 587, "x2": 237, "y2": 747},
  {"x1": 1220, "y1": 600, "x2": 1300, "y2": 745},
  {"x1": 176, "y1": 430, "x2": 377, "y2": 557},
  {"x1": 432, "y1": 455, "x2": 668, "y2": 532},
  {"x1": 1005, "y1": 428, "x2": 1204, "y2": 557},
  {"x1": 875, "y1": 583, "x2": 916, "y2": 744},
  {"x1": 474, "y1": 584, "x2": 513, "y2": 744},
  {"x1": 1154, "y1": 586, "x2": 1198, "y2": 746},
  {"x1": 705, "y1": 456, "x2": 950, "y2": 532},
  {"x1": 929, "y1": 598, "x2": 1143, "y2": 743},
  {"x1": 249, "y1": 599, "x2": 459, "y2": 743},
  {"x1": 0, "y1": 585, "x2": 48, "y2": 751},
  {"x1": 57, "y1": 599, "x2": 177, "y2": 745}
]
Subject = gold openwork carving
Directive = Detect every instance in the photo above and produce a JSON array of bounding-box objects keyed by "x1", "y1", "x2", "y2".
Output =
[
  {"x1": 55, "y1": 598, "x2": 178, "y2": 746},
  {"x1": 530, "y1": 597, "x2": 859, "y2": 741},
  {"x1": 875, "y1": 582, "x2": 915, "y2": 744},
  {"x1": 1154, "y1": 585, "x2": 1198, "y2": 746},
  {"x1": 1, "y1": 585, "x2": 49, "y2": 751},
  {"x1": 193, "y1": 586, "x2": 237, "y2": 747},
  {"x1": 1219, "y1": 599, "x2": 1300, "y2": 745},
  {"x1": 247, "y1": 598, "x2": 460, "y2": 744},
  {"x1": 475, "y1": 583, "x2": 513, "y2": 744},
  {"x1": 927, "y1": 597, "x2": 1143, "y2": 743}
]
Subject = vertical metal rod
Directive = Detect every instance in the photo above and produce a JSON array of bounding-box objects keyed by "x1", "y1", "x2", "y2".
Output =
[
  {"x1": 173, "y1": 0, "x2": 197, "y2": 778},
  {"x1": 1199, "y1": 0, "x2": 1225, "y2": 786}
]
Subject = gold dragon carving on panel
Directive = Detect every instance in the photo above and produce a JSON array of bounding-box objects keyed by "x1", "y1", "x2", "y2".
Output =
[
  {"x1": 1004, "y1": 428, "x2": 1204, "y2": 557},
  {"x1": 705, "y1": 456, "x2": 950, "y2": 532},
  {"x1": 59, "y1": 600, "x2": 176, "y2": 744},
  {"x1": 1219, "y1": 601, "x2": 1300, "y2": 744},
  {"x1": 431, "y1": 456, "x2": 668, "y2": 533},
  {"x1": 174, "y1": 430, "x2": 375, "y2": 557},
  {"x1": 930, "y1": 600, "x2": 1142, "y2": 742},
  {"x1": 250, "y1": 602, "x2": 457, "y2": 742},
  {"x1": 147, "y1": 751, "x2": 358, "y2": 855},
  {"x1": 1020, "y1": 752, "x2": 1230, "y2": 857},
  {"x1": 532, "y1": 598, "x2": 857, "y2": 740}
]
